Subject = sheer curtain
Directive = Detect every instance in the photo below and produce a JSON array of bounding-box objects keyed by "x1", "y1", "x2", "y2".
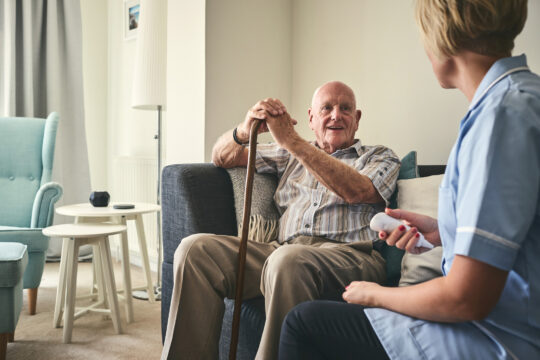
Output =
[{"x1": 0, "y1": 0, "x2": 91, "y2": 258}]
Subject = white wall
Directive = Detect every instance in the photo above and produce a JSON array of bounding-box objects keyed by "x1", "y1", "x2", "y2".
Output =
[
  {"x1": 165, "y1": 0, "x2": 206, "y2": 165},
  {"x1": 80, "y1": 0, "x2": 540, "y2": 184},
  {"x1": 163, "y1": 0, "x2": 540, "y2": 165},
  {"x1": 516, "y1": 0, "x2": 540, "y2": 69},
  {"x1": 79, "y1": 0, "x2": 540, "y2": 264},
  {"x1": 82, "y1": 0, "x2": 540, "y2": 178},
  {"x1": 82, "y1": 0, "x2": 160, "y2": 189},
  {"x1": 205, "y1": 0, "x2": 292, "y2": 160},
  {"x1": 290, "y1": 0, "x2": 540, "y2": 164}
]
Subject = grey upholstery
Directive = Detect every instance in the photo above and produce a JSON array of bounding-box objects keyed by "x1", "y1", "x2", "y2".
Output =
[
  {"x1": 161, "y1": 163, "x2": 270, "y2": 359},
  {"x1": 161, "y1": 162, "x2": 445, "y2": 359}
]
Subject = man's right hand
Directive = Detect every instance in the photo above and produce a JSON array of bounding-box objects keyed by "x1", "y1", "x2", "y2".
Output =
[
  {"x1": 379, "y1": 208, "x2": 441, "y2": 254},
  {"x1": 236, "y1": 98, "x2": 291, "y2": 142}
]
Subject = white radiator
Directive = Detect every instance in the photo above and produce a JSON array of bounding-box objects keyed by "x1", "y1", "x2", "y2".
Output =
[{"x1": 111, "y1": 156, "x2": 159, "y2": 271}]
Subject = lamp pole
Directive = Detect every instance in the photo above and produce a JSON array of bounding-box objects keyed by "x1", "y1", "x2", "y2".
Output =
[
  {"x1": 132, "y1": 105, "x2": 163, "y2": 301},
  {"x1": 155, "y1": 105, "x2": 162, "y2": 296},
  {"x1": 131, "y1": 0, "x2": 166, "y2": 301}
]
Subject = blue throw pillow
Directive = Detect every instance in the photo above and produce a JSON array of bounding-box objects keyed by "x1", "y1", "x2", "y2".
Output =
[
  {"x1": 381, "y1": 151, "x2": 418, "y2": 286},
  {"x1": 388, "y1": 151, "x2": 418, "y2": 209}
]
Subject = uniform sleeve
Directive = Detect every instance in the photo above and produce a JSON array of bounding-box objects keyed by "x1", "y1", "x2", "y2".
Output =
[
  {"x1": 454, "y1": 91, "x2": 540, "y2": 270},
  {"x1": 357, "y1": 146, "x2": 401, "y2": 206},
  {"x1": 255, "y1": 143, "x2": 290, "y2": 178}
]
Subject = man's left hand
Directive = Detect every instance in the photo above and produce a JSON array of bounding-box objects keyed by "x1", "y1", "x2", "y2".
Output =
[{"x1": 265, "y1": 112, "x2": 299, "y2": 149}]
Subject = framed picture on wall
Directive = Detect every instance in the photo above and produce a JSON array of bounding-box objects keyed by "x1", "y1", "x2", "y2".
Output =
[{"x1": 124, "y1": 0, "x2": 140, "y2": 41}]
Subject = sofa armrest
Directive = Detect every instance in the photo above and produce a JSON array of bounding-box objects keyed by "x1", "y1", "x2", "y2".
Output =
[
  {"x1": 161, "y1": 163, "x2": 238, "y2": 264},
  {"x1": 418, "y1": 165, "x2": 446, "y2": 177},
  {"x1": 30, "y1": 182, "x2": 63, "y2": 228}
]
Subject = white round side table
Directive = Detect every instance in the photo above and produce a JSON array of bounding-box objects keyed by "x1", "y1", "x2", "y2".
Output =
[
  {"x1": 43, "y1": 223, "x2": 127, "y2": 344},
  {"x1": 55, "y1": 202, "x2": 161, "y2": 324}
]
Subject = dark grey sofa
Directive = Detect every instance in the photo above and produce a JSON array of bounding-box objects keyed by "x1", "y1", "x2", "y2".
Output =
[{"x1": 161, "y1": 163, "x2": 445, "y2": 359}]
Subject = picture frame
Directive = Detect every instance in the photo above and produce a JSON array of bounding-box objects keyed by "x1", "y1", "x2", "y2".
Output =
[{"x1": 124, "y1": 0, "x2": 140, "y2": 41}]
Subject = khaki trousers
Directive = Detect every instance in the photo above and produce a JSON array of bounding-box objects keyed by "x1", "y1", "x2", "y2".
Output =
[{"x1": 161, "y1": 234, "x2": 385, "y2": 360}]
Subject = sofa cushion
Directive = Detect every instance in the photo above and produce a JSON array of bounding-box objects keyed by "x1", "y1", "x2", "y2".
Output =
[
  {"x1": 388, "y1": 150, "x2": 418, "y2": 209},
  {"x1": 397, "y1": 174, "x2": 444, "y2": 286},
  {"x1": 380, "y1": 151, "x2": 418, "y2": 286},
  {"x1": 226, "y1": 168, "x2": 280, "y2": 243},
  {"x1": 0, "y1": 227, "x2": 50, "y2": 252}
]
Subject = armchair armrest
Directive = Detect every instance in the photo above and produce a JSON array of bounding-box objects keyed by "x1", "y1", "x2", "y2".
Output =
[
  {"x1": 161, "y1": 163, "x2": 238, "y2": 265},
  {"x1": 30, "y1": 182, "x2": 63, "y2": 228}
]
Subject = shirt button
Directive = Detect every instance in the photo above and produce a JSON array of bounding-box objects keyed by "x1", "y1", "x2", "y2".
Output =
[
  {"x1": 313, "y1": 202, "x2": 318, "y2": 206},
  {"x1": 29, "y1": 176, "x2": 35, "y2": 181},
  {"x1": 8, "y1": 176, "x2": 14, "y2": 181},
  {"x1": 379, "y1": 171, "x2": 383, "y2": 176},
  {"x1": 305, "y1": 224, "x2": 310, "y2": 228}
]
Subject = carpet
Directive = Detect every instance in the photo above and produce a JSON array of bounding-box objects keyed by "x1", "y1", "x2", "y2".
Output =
[{"x1": 7, "y1": 261, "x2": 163, "y2": 360}]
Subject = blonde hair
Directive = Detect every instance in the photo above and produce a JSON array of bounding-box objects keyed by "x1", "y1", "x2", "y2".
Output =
[{"x1": 415, "y1": 0, "x2": 527, "y2": 59}]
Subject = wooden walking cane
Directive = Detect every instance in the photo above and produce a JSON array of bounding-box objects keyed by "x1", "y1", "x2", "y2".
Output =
[{"x1": 229, "y1": 119, "x2": 263, "y2": 360}]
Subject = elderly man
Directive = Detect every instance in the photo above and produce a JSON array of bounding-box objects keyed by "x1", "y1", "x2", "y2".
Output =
[{"x1": 161, "y1": 81, "x2": 400, "y2": 360}]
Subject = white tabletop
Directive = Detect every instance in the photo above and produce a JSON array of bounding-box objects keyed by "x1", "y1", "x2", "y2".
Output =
[
  {"x1": 56, "y1": 202, "x2": 161, "y2": 217},
  {"x1": 43, "y1": 223, "x2": 127, "y2": 238}
]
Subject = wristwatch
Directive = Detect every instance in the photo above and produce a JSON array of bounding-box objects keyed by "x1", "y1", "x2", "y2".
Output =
[{"x1": 233, "y1": 127, "x2": 248, "y2": 145}]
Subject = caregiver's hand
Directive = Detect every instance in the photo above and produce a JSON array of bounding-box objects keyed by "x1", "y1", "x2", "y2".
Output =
[
  {"x1": 379, "y1": 208, "x2": 441, "y2": 254},
  {"x1": 342, "y1": 281, "x2": 382, "y2": 306}
]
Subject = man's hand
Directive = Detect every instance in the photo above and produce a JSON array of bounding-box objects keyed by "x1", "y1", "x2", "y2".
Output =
[
  {"x1": 236, "y1": 98, "x2": 295, "y2": 143},
  {"x1": 264, "y1": 112, "x2": 300, "y2": 150},
  {"x1": 379, "y1": 208, "x2": 441, "y2": 254},
  {"x1": 211, "y1": 98, "x2": 295, "y2": 168}
]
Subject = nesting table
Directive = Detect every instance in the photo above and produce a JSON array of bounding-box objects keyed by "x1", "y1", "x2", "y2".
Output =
[
  {"x1": 43, "y1": 223, "x2": 127, "y2": 343},
  {"x1": 55, "y1": 202, "x2": 161, "y2": 324}
]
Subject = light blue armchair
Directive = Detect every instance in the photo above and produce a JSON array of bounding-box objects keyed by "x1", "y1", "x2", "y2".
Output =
[{"x1": 0, "y1": 113, "x2": 63, "y2": 315}]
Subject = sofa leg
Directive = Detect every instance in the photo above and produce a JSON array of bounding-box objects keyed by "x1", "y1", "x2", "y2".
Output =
[
  {"x1": 0, "y1": 332, "x2": 9, "y2": 360},
  {"x1": 28, "y1": 288, "x2": 38, "y2": 315}
]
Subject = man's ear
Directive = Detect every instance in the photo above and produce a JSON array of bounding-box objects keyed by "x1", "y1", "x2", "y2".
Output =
[{"x1": 354, "y1": 110, "x2": 361, "y2": 131}]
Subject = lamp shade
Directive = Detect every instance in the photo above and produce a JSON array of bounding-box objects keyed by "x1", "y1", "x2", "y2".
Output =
[{"x1": 132, "y1": 0, "x2": 167, "y2": 110}]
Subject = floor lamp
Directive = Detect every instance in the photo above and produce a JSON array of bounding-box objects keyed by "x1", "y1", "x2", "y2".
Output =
[{"x1": 131, "y1": 0, "x2": 167, "y2": 301}]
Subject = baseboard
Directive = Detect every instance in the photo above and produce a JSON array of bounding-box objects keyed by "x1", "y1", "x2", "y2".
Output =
[{"x1": 110, "y1": 246, "x2": 159, "y2": 274}]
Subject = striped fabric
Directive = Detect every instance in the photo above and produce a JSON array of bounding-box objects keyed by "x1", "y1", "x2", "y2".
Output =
[{"x1": 255, "y1": 140, "x2": 400, "y2": 244}]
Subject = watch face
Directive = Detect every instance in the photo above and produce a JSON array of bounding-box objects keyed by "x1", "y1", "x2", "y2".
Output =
[{"x1": 89, "y1": 191, "x2": 110, "y2": 207}]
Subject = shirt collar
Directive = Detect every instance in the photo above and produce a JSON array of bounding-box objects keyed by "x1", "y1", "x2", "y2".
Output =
[
  {"x1": 311, "y1": 139, "x2": 363, "y2": 156},
  {"x1": 469, "y1": 54, "x2": 529, "y2": 110},
  {"x1": 350, "y1": 139, "x2": 363, "y2": 155}
]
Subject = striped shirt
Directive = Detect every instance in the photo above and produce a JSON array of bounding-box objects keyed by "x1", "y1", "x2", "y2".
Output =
[{"x1": 255, "y1": 140, "x2": 400, "y2": 244}]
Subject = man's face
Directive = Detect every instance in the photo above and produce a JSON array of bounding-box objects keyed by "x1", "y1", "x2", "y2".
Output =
[{"x1": 308, "y1": 82, "x2": 361, "y2": 154}]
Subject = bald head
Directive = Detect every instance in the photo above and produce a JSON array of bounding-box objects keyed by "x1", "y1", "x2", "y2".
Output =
[
  {"x1": 311, "y1": 81, "x2": 357, "y2": 109},
  {"x1": 308, "y1": 81, "x2": 361, "y2": 154}
]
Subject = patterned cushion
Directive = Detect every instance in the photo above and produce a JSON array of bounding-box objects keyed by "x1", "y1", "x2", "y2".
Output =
[{"x1": 226, "y1": 168, "x2": 279, "y2": 242}]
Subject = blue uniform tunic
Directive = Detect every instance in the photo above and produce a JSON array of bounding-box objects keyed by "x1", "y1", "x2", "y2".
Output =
[{"x1": 365, "y1": 55, "x2": 540, "y2": 360}]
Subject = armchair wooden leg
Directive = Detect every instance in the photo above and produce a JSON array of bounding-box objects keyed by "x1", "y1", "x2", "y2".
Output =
[
  {"x1": 7, "y1": 333, "x2": 13, "y2": 343},
  {"x1": 28, "y1": 288, "x2": 38, "y2": 315},
  {"x1": 0, "y1": 333, "x2": 9, "y2": 360}
]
